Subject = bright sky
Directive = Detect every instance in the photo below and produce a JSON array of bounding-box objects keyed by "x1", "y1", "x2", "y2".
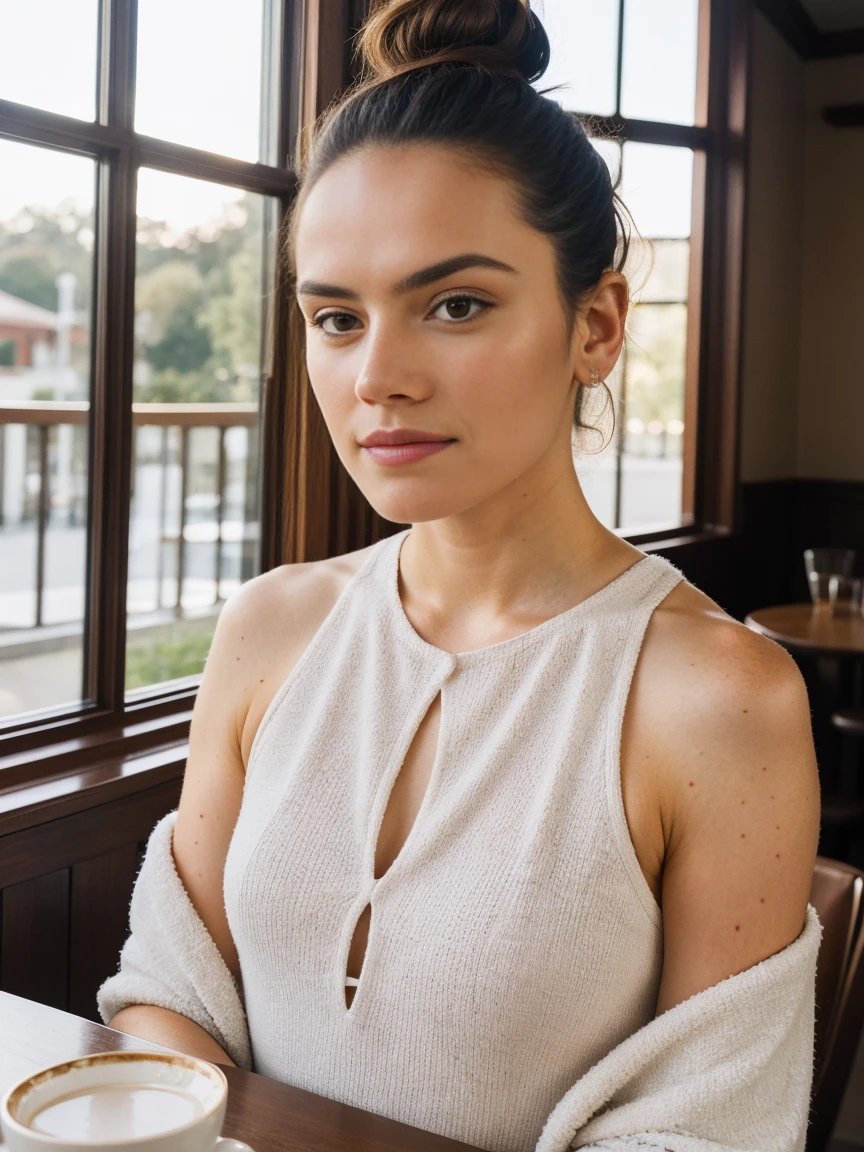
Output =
[{"x1": 0, "y1": 0, "x2": 696, "y2": 238}]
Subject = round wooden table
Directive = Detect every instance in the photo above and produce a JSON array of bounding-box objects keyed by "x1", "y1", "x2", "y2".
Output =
[
  {"x1": 746, "y1": 604, "x2": 864, "y2": 818},
  {"x1": 745, "y1": 603, "x2": 864, "y2": 658}
]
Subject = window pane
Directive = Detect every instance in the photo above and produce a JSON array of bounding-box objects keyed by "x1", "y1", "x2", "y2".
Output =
[
  {"x1": 619, "y1": 303, "x2": 688, "y2": 529},
  {"x1": 0, "y1": 0, "x2": 99, "y2": 121},
  {"x1": 621, "y1": 142, "x2": 693, "y2": 240},
  {"x1": 0, "y1": 141, "x2": 95, "y2": 719},
  {"x1": 619, "y1": 144, "x2": 692, "y2": 529},
  {"x1": 620, "y1": 0, "x2": 699, "y2": 126},
  {"x1": 538, "y1": 0, "x2": 619, "y2": 116},
  {"x1": 127, "y1": 169, "x2": 269, "y2": 695},
  {"x1": 135, "y1": 0, "x2": 265, "y2": 161}
]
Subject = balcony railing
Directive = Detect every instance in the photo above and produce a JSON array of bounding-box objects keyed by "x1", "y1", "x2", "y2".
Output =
[{"x1": 0, "y1": 400, "x2": 259, "y2": 632}]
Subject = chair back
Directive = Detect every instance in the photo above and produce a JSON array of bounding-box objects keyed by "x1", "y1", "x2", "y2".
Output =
[{"x1": 807, "y1": 856, "x2": 864, "y2": 1152}]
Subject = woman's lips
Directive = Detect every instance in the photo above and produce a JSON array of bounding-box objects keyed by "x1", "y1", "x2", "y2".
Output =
[{"x1": 364, "y1": 440, "x2": 455, "y2": 466}]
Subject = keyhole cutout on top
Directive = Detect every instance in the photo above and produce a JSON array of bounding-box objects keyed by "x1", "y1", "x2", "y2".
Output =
[{"x1": 344, "y1": 692, "x2": 442, "y2": 1007}]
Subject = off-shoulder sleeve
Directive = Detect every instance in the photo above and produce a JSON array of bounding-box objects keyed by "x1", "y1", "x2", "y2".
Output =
[
  {"x1": 97, "y1": 811, "x2": 253, "y2": 1071},
  {"x1": 537, "y1": 906, "x2": 821, "y2": 1152}
]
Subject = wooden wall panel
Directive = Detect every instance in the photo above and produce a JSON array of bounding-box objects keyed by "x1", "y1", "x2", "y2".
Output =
[
  {"x1": 68, "y1": 844, "x2": 140, "y2": 1022},
  {"x1": 0, "y1": 778, "x2": 180, "y2": 1017},
  {"x1": 0, "y1": 869, "x2": 70, "y2": 1010}
]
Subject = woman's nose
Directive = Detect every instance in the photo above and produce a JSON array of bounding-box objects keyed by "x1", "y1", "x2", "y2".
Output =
[{"x1": 354, "y1": 326, "x2": 432, "y2": 406}]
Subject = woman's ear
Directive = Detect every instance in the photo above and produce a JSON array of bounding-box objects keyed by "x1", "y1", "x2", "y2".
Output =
[{"x1": 571, "y1": 271, "x2": 629, "y2": 384}]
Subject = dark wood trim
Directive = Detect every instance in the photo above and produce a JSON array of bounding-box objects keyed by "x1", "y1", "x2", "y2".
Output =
[
  {"x1": 576, "y1": 114, "x2": 710, "y2": 150},
  {"x1": 823, "y1": 103, "x2": 864, "y2": 128},
  {"x1": 0, "y1": 99, "x2": 126, "y2": 156},
  {"x1": 682, "y1": 147, "x2": 707, "y2": 522},
  {"x1": 0, "y1": 779, "x2": 182, "y2": 889},
  {"x1": 693, "y1": 0, "x2": 750, "y2": 533},
  {"x1": 135, "y1": 136, "x2": 296, "y2": 197},
  {"x1": 0, "y1": 745, "x2": 186, "y2": 840},
  {"x1": 0, "y1": 711, "x2": 190, "y2": 793},
  {"x1": 752, "y1": 0, "x2": 864, "y2": 59},
  {"x1": 85, "y1": 150, "x2": 136, "y2": 712},
  {"x1": 816, "y1": 28, "x2": 864, "y2": 58}
]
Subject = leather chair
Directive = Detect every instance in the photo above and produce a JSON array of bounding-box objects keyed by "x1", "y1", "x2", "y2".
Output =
[{"x1": 807, "y1": 856, "x2": 864, "y2": 1152}]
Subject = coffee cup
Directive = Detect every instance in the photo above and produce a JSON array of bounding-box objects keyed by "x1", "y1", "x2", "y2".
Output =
[{"x1": 0, "y1": 1051, "x2": 254, "y2": 1151}]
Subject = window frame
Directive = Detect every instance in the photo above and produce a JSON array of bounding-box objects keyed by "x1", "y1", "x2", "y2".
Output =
[
  {"x1": 0, "y1": 0, "x2": 749, "y2": 774},
  {"x1": 0, "y1": 0, "x2": 307, "y2": 754}
]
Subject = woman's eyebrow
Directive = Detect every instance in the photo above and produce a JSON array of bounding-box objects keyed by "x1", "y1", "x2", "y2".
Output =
[
  {"x1": 296, "y1": 254, "x2": 517, "y2": 300},
  {"x1": 393, "y1": 253, "x2": 517, "y2": 293}
]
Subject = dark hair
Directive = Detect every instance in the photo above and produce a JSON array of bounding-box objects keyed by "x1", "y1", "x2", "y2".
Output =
[{"x1": 292, "y1": 0, "x2": 629, "y2": 448}]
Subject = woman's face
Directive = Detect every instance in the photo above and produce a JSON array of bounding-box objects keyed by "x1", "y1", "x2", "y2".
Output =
[{"x1": 293, "y1": 144, "x2": 610, "y2": 526}]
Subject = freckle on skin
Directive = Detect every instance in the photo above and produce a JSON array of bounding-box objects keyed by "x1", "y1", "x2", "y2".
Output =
[
  {"x1": 741, "y1": 833, "x2": 746, "y2": 838},
  {"x1": 743, "y1": 709, "x2": 748, "y2": 713},
  {"x1": 735, "y1": 924, "x2": 740, "y2": 931},
  {"x1": 760, "y1": 897, "x2": 765, "y2": 903},
  {"x1": 776, "y1": 853, "x2": 781, "y2": 858}
]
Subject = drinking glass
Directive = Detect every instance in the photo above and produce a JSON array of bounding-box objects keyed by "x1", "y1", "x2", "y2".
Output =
[
  {"x1": 804, "y1": 548, "x2": 855, "y2": 613},
  {"x1": 829, "y1": 575, "x2": 864, "y2": 618}
]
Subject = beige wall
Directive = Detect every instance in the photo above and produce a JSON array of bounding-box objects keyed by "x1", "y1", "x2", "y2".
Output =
[
  {"x1": 739, "y1": 11, "x2": 806, "y2": 483},
  {"x1": 798, "y1": 54, "x2": 864, "y2": 479},
  {"x1": 740, "y1": 12, "x2": 864, "y2": 482}
]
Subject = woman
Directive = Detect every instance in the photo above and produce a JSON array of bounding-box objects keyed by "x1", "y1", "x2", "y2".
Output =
[{"x1": 103, "y1": 2, "x2": 821, "y2": 1148}]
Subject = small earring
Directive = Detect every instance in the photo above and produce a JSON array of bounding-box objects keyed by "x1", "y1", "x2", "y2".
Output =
[{"x1": 589, "y1": 368, "x2": 603, "y2": 388}]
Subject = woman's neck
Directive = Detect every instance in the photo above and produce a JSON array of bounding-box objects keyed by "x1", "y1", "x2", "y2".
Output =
[{"x1": 398, "y1": 464, "x2": 640, "y2": 652}]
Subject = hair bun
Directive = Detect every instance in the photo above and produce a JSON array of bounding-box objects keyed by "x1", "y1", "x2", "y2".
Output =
[{"x1": 358, "y1": 0, "x2": 550, "y2": 85}]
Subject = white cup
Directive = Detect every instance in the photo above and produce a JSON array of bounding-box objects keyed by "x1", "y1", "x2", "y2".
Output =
[{"x1": 0, "y1": 1051, "x2": 254, "y2": 1152}]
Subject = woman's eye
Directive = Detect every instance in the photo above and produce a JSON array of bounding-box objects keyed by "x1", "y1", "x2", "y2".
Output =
[
  {"x1": 316, "y1": 312, "x2": 360, "y2": 335},
  {"x1": 432, "y1": 296, "x2": 487, "y2": 323}
]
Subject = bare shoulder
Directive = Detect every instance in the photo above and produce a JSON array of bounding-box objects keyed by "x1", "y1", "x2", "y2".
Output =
[
  {"x1": 204, "y1": 543, "x2": 377, "y2": 767},
  {"x1": 639, "y1": 575, "x2": 813, "y2": 746},
  {"x1": 623, "y1": 572, "x2": 821, "y2": 1011}
]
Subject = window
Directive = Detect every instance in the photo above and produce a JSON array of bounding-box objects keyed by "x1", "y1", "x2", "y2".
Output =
[
  {"x1": 0, "y1": 0, "x2": 294, "y2": 732},
  {"x1": 540, "y1": 0, "x2": 708, "y2": 535}
]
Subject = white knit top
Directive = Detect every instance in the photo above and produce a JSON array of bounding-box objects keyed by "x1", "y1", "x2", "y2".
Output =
[{"x1": 223, "y1": 529, "x2": 685, "y2": 1152}]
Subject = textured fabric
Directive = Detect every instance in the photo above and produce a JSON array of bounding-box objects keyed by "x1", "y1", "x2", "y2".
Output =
[
  {"x1": 99, "y1": 529, "x2": 820, "y2": 1151},
  {"x1": 97, "y1": 810, "x2": 820, "y2": 1152},
  {"x1": 222, "y1": 530, "x2": 683, "y2": 1149},
  {"x1": 97, "y1": 811, "x2": 253, "y2": 1070},
  {"x1": 538, "y1": 905, "x2": 820, "y2": 1152}
]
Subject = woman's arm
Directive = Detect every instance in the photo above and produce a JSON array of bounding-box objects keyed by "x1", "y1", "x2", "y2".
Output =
[
  {"x1": 108, "y1": 1005, "x2": 235, "y2": 1065},
  {"x1": 642, "y1": 612, "x2": 821, "y2": 1015},
  {"x1": 106, "y1": 556, "x2": 361, "y2": 1054},
  {"x1": 104, "y1": 580, "x2": 270, "y2": 1052}
]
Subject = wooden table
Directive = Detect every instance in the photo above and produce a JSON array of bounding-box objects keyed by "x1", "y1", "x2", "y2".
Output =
[
  {"x1": 746, "y1": 603, "x2": 864, "y2": 818},
  {"x1": 0, "y1": 992, "x2": 478, "y2": 1152},
  {"x1": 745, "y1": 603, "x2": 864, "y2": 658}
]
